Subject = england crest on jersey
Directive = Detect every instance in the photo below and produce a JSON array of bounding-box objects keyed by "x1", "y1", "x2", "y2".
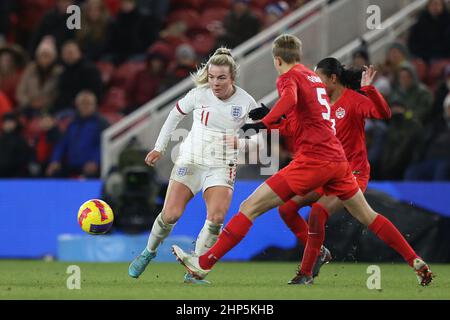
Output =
[
  {"x1": 176, "y1": 167, "x2": 188, "y2": 176},
  {"x1": 231, "y1": 105, "x2": 242, "y2": 120}
]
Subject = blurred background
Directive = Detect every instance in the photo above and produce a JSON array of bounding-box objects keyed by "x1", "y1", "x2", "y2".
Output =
[{"x1": 0, "y1": 0, "x2": 450, "y2": 264}]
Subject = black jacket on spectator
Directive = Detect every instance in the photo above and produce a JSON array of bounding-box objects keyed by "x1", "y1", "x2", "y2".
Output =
[
  {"x1": 110, "y1": 8, "x2": 158, "y2": 64},
  {"x1": 380, "y1": 115, "x2": 422, "y2": 180},
  {"x1": 52, "y1": 58, "x2": 102, "y2": 113},
  {"x1": 217, "y1": 10, "x2": 261, "y2": 49},
  {"x1": 29, "y1": 8, "x2": 75, "y2": 56},
  {"x1": 0, "y1": 129, "x2": 31, "y2": 178},
  {"x1": 408, "y1": 9, "x2": 450, "y2": 62}
]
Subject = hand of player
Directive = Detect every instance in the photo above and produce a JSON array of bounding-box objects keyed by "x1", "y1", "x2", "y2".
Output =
[
  {"x1": 248, "y1": 103, "x2": 270, "y2": 120},
  {"x1": 145, "y1": 149, "x2": 162, "y2": 167},
  {"x1": 361, "y1": 65, "x2": 377, "y2": 87},
  {"x1": 241, "y1": 121, "x2": 267, "y2": 135}
]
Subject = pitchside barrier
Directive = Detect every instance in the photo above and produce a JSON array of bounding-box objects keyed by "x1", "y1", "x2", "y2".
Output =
[{"x1": 0, "y1": 180, "x2": 449, "y2": 262}]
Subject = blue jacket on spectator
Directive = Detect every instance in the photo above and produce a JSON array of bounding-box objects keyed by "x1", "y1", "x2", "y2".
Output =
[{"x1": 51, "y1": 113, "x2": 108, "y2": 170}]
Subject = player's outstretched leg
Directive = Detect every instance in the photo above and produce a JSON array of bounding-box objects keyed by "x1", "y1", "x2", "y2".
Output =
[
  {"x1": 128, "y1": 212, "x2": 175, "y2": 278},
  {"x1": 343, "y1": 190, "x2": 434, "y2": 286}
]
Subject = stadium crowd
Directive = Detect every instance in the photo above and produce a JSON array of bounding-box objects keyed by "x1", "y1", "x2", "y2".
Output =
[{"x1": 0, "y1": 0, "x2": 449, "y2": 181}]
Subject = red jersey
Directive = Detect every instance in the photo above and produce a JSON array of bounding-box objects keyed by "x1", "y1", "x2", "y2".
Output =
[
  {"x1": 332, "y1": 85, "x2": 391, "y2": 176},
  {"x1": 262, "y1": 64, "x2": 347, "y2": 162}
]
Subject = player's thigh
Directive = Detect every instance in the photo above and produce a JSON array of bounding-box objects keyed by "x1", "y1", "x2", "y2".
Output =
[
  {"x1": 240, "y1": 182, "x2": 285, "y2": 221},
  {"x1": 289, "y1": 191, "x2": 321, "y2": 208},
  {"x1": 316, "y1": 195, "x2": 343, "y2": 217},
  {"x1": 203, "y1": 186, "x2": 233, "y2": 224},
  {"x1": 342, "y1": 189, "x2": 377, "y2": 226},
  {"x1": 162, "y1": 179, "x2": 194, "y2": 224}
]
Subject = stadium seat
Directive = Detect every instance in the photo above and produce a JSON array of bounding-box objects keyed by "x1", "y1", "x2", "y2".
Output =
[
  {"x1": 166, "y1": 9, "x2": 201, "y2": 32},
  {"x1": 111, "y1": 61, "x2": 146, "y2": 89},
  {"x1": 411, "y1": 58, "x2": 428, "y2": 83},
  {"x1": 191, "y1": 33, "x2": 216, "y2": 57},
  {"x1": 104, "y1": 0, "x2": 121, "y2": 16},
  {"x1": 250, "y1": 0, "x2": 273, "y2": 10},
  {"x1": 427, "y1": 59, "x2": 450, "y2": 87},
  {"x1": 100, "y1": 87, "x2": 128, "y2": 113},
  {"x1": 203, "y1": 0, "x2": 232, "y2": 10},
  {"x1": 147, "y1": 41, "x2": 176, "y2": 62},
  {"x1": 200, "y1": 8, "x2": 229, "y2": 30}
]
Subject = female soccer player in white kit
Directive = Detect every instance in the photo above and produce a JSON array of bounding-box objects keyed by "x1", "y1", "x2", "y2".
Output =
[{"x1": 128, "y1": 48, "x2": 258, "y2": 283}]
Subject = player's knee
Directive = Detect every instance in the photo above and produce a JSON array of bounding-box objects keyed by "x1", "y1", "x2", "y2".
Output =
[
  {"x1": 206, "y1": 207, "x2": 228, "y2": 224},
  {"x1": 162, "y1": 205, "x2": 183, "y2": 224}
]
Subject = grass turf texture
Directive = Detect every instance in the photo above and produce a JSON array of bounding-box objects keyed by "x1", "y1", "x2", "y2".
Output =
[{"x1": 0, "y1": 260, "x2": 449, "y2": 300}]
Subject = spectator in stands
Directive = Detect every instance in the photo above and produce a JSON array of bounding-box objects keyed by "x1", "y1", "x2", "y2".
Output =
[
  {"x1": 0, "y1": 112, "x2": 32, "y2": 177},
  {"x1": 264, "y1": 1, "x2": 289, "y2": 28},
  {"x1": 374, "y1": 42, "x2": 410, "y2": 97},
  {"x1": 162, "y1": 44, "x2": 197, "y2": 91},
  {"x1": 379, "y1": 100, "x2": 422, "y2": 180},
  {"x1": 389, "y1": 62, "x2": 433, "y2": 125},
  {"x1": 126, "y1": 51, "x2": 168, "y2": 113},
  {"x1": 352, "y1": 49, "x2": 370, "y2": 70},
  {"x1": 28, "y1": 0, "x2": 75, "y2": 55},
  {"x1": 0, "y1": 0, "x2": 14, "y2": 44},
  {"x1": 432, "y1": 64, "x2": 450, "y2": 122},
  {"x1": 365, "y1": 119, "x2": 388, "y2": 180},
  {"x1": 215, "y1": 0, "x2": 261, "y2": 49},
  {"x1": 110, "y1": 0, "x2": 158, "y2": 64},
  {"x1": 46, "y1": 91, "x2": 109, "y2": 178},
  {"x1": 52, "y1": 40, "x2": 102, "y2": 114},
  {"x1": 407, "y1": 0, "x2": 450, "y2": 63},
  {"x1": 76, "y1": 0, "x2": 116, "y2": 62},
  {"x1": 404, "y1": 94, "x2": 450, "y2": 181},
  {"x1": 0, "y1": 90, "x2": 12, "y2": 122},
  {"x1": 0, "y1": 45, "x2": 26, "y2": 106},
  {"x1": 16, "y1": 37, "x2": 63, "y2": 116}
]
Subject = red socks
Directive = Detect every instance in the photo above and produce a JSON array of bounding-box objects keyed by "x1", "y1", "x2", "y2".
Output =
[
  {"x1": 199, "y1": 212, "x2": 253, "y2": 270},
  {"x1": 301, "y1": 203, "x2": 329, "y2": 276},
  {"x1": 368, "y1": 214, "x2": 418, "y2": 266},
  {"x1": 278, "y1": 200, "x2": 309, "y2": 246}
]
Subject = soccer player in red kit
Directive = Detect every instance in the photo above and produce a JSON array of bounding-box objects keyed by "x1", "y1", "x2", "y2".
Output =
[
  {"x1": 270, "y1": 59, "x2": 392, "y2": 277},
  {"x1": 172, "y1": 34, "x2": 433, "y2": 286}
]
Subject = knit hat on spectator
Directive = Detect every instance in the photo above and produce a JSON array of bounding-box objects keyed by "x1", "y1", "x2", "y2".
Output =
[
  {"x1": 176, "y1": 44, "x2": 196, "y2": 61},
  {"x1": 36, "y1": 37, "x2": 57, "y2": 59}
]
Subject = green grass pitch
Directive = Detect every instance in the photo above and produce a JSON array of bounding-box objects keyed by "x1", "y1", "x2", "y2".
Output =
[{"x1": 0, "y1": 260, "x2": 449, "y2": 300}]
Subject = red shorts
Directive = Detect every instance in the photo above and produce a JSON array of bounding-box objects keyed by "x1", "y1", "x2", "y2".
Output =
[
  {"x1": 314, "y1": 170, "x2": 369, "y2": 196},
  {"x1": 266, "y1": 154, "x2": 359, "y2": 202}
]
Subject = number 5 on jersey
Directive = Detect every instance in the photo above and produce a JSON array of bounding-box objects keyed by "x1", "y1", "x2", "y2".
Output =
[{"x1": 317, "y1": 88, "x2": 336, "y2": 134}]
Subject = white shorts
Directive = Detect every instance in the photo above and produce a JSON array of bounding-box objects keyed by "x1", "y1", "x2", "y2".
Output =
[{"x1": 169, "y1": 161, "x2": 237, "y2": 195}]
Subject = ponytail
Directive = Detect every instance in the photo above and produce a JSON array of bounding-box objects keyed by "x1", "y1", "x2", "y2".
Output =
[{"x1": 316, "y1": 57, "x2": 362, "y2": 90}]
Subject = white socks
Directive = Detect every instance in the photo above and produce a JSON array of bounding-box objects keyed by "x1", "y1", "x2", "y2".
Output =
[
  {"x1": 147, "y1": 212, "x2": 175, "y2": 252},
  {"x1": 194, "y1": 220, "x2": 223, "y2": 256}
]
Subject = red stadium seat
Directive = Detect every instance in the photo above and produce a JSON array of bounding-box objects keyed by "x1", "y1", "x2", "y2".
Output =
[
  {"x1": 100, "y1": 87, "x2": 128, "y2": 113},
  {"x1": 166, "y1": 9, "x2": 201, "y2": 32},
  {"x1": 95, "y1": 61, "x2": 115, "y2": 86},
  {"x1": 111, "y1": 61, "x2": 146, "y2": 89},
  {"x1": 101, "y1": 112, "x2": 124, "y2": 125},
  {"x1": 104, "y1": 0, "x2": 121, "y2": 16},
  {"x1": 250, "y1": 0, "x2": 273, "y2": 10},
  {"x1": 203, "y1": 0, "x2": 232, "y2": 10},
  {"x1": 427, "y1": 59, "x2": 450, "y2": 87},
  {"x1": 191, "y1": 33, "x2": 216, "y2": 57},
  {"x1": 200, "y1": 8, "x2": 229, "y2": 30},
  {"x1": 148, "y1": 41, "x2": 175, "y2": 62},
  {"x1": 251, "y1": 7, "x2": 266, "y2": 24}
]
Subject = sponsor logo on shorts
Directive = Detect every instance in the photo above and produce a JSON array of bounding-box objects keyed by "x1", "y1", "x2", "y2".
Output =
[
  {"x1": 336, "y1": 107, "x2": 346, "y2": 119},
  {"x1": 231, "y1": 106, "x2": 242, "y2": 120},
  {"x1": 176, "y1": 167, "x2": 188, "y2": 176}
]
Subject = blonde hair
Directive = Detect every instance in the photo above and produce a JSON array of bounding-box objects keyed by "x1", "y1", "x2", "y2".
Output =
[
  {"x1": 272, "y1": 34, "x2": 302, "y2": 64},
  {"x1": 192, "y1": 47, "x2": 238, "y2": 86}
]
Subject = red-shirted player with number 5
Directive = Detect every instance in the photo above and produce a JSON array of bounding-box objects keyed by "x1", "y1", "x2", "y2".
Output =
[{"x1": 172, "y1": 34, "x2": 433, "y2": 286}]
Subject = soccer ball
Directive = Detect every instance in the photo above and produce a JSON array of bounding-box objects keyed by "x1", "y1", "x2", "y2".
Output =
[{"x1": 77, "y1": 199, "x2": 114, "y2": 234}]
